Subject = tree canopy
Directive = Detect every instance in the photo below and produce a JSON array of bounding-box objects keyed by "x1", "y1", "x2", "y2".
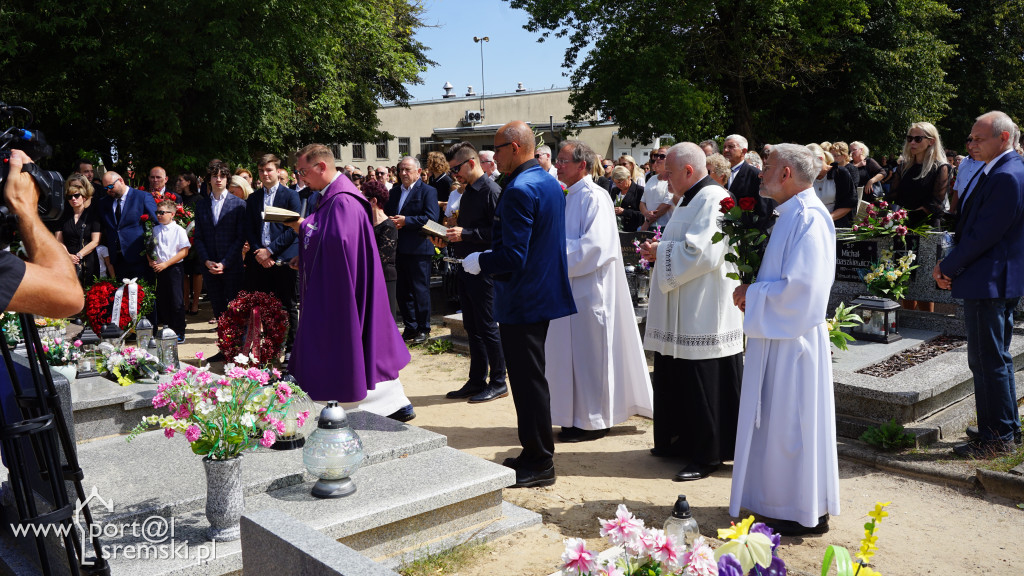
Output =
[
  {"x1": 508, "y1": 0, "x2": 1021, "y2": 155},
  {"x1": 0, "y1": 0, "x2": 432, "y2": 175}
]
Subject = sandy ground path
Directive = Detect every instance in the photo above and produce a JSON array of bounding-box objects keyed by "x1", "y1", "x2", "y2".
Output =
[{"x1": 178, "y1": 309, "x2": 1024, "y2": 576}]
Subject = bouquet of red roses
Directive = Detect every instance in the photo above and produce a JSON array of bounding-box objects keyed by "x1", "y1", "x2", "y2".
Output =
[{"x1": 712, "y1": 196, "x2": 768, "y2": 284}]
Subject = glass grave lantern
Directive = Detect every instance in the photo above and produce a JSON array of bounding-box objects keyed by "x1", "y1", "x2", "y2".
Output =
[
  {"x1": 272, "y1": 384, "x2": 316, "y2": 451},
  {"x1": 849, "y1": 295, "x2": 901, "y2": 344},
  {"x1": 135, "y1": 317, "x2": 154, "y2": 350},
  {"x1": 156, "y1": 327, "x2": 180, "y2": 369},
  {"x1": 303, "y1": 401, "x2": 365, "y2": 498}
]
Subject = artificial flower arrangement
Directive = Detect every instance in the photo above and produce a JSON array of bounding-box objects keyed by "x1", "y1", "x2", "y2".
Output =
[
  {"x1": 559, "y1": 504, "x2": 785, "y2": 576},
  {"x1": 633, "y1": 227, "x2": 663, "y2": 270},
  {"x1": 838, "y1": 200, "x2": 931, "y2": 242},
  {"x1": 83, "y1": 277, "x2": 156, "y2": 335},
  {"x1": 827, "y1": 302, "x2": 864, "y2": 351},
  {"x1": 861, "y1": 250, "x2": 918, "y2": 302},
  {"x1": 712, "y1": 196, "x2": 769, "y2": 284},
  {"x1": 217, "y1": 291, "x2": 288, "y2": 365},
  {"x1": 127, "y1": 353, "x2": 310, "y2": 459},
  {"x1": 105, "y1": 345, "x2": 164, "y2": 386},
  {"x1": 38, "y1": 337, "x2": 83, "y2": 367},
  {"x1": 1, "y1": 312, "x2": 21, "y2": 348},
  {"x1": 820, "y1": 502, "x2": 889, "y2": 576}
]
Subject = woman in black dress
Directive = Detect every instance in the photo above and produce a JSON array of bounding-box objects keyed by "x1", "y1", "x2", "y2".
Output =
[
  {"x1": 55, "y1": 174, "x2": 102, "y2": 286},
  {"x1": 888, "y1": 122, "x2": 951, "y2": 228},
  {"x1": 176, "y1": 173, "x2": 203, "y2": 314},
  {"x1": 361, "y1": 179, "x2": 399, "y2": 322},
  {"x1": 426, "y1": 151, "x2": 453, "y2": 202}
]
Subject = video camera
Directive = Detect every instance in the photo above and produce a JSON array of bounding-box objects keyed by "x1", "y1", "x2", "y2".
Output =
[{"x1": 0, "y1": 102, "x2": 65, "y2": 248}]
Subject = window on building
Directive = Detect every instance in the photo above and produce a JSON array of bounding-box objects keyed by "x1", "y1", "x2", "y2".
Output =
[
  {"x1": 398, "y1": 137, "x2": 411, "y2": 157},
  {"x1": 333, "y1": 144, "x2": 343, "y2": 161},
  {"x1": 352, "y1": 143, "x2": 365, "y2": 160},
  {"x1": 376, "y1": 138, "x2": 388, "y2": 159}
]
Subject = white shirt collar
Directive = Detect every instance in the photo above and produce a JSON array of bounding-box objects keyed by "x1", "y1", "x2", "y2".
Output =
[{"x1": 983, "y1": 149, "x2": 1016, "y2": 175}]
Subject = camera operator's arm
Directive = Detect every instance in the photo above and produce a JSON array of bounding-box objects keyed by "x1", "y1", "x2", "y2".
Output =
[{"x1": 3, "y1": 150, "x2": 83, "y2": 317}]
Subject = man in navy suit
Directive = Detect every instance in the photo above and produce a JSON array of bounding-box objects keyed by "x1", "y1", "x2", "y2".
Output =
[
  {"x1": 98, "y1": 170, "x2": 158, "y2": 280},
  {"x1": 193, "y1": 161, "x2": 247, "y2": 323},
  {"x1": 724, "y1": 134, "x2": 775, "y2": 229},
  {"x1": 935, "y1": 110, "x2": 1024, "y2": 457},
  {"x1": 462, "y1": 120, "x2": 577, "y2": 488},
  {"x1": 384, "y1": 156, "x2": 439, "y2": 344},
  {"x1": 246, "y1": 153, "x2": 301, "y2": 354}
]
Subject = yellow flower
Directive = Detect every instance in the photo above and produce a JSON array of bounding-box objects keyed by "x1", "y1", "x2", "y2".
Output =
[
  {"x1": 717, "y1": 515, "x2": 755, "y2": 540},
  {"x1": 857, "y1": 565, "x2": 883, "y2": 576},
  {"x1": 862, "y1": 532, "x2": 878, "y2": 548},
  {"x1": 714, "y1": 532, "x2": 773, "y2": 573},
  {"x1": 856, "y1": 544, "x2": 876, "y2": 564},
  {"x1": 868, "y1": 502, "x2": 890, "y2": 523}
]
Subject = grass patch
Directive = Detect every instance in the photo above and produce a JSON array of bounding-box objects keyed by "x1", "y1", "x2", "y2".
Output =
[
  {"x1": 397, "y1": 542, "x2": 489, "y2": 576},
  {"x1": 978, "y1": 444, "x2": 1024, "y2": 473},
  {"x1": 424, "y1": 338, "x2": 453, "y2": 355}
]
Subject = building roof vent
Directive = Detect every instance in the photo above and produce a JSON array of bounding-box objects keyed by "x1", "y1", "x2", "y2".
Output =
[
  {"x1": 516, "y1": 82, "x2": 526, "y2": 92},
  {"x1": 466, "y1": 85, "x2": 476, "y2": 97},
  {"x1": 442, "y1": 81, "x2": 455, "y2": 98}
]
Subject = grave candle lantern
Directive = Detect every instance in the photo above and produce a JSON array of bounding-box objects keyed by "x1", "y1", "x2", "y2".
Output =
[
  {"x1": 156, "y1": 327, "x2": 179, "y2": 369},
  {"x1": 849, "y1": 295, "x2": 901, "y2": 344},
  {"x1": 135, "y1": 318, "x2": 154, "y2": 350},
  {"x1": 303, "y1": 401, "x2": 364, "y2": 498},
  {"x1": 272, "y1": 380, "x2": 316, "y2": 451}
]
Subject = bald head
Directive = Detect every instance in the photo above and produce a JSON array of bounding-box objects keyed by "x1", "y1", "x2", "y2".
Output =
[
  {"x1": 494, "y1": 120, "x2": 536, "y2": 173},
  {"x1": 664, "y1": 142, "x2": 709, "y2": 197}
]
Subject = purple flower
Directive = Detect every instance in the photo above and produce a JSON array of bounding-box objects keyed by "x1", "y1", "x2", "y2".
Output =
[
  {"x1": 750, "y1": 522, "x2": 782, "y2": 552},
  {"x1": 717, "y1": 553, "x2": 744, "y2": 576}
]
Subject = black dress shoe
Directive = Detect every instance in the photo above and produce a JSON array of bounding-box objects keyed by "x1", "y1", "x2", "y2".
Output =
[
  {"x1": 673, "y1": 462, "x2": 719, "y2": 481},
  {"x1": 387, "y1": 404, "x2": 416, "y2": 423},
  {"x1": 402, "y1": 330, "x2": 416, "y2": 341},
  {"x1": 501, "y1": 456, "x2": 520, "y2": 468},
  {"x1": 511, "y1": 465, "x2": 556, "y2": 488},
  {"x1": 468, "y1": 384, "x2": 509, "y2": 403},
  {"x1": 766, "y1": 515, "x2": 829, "y2": 537},
  {"x1": 558, "y1": 427, "x2": 609, "y2": 443},
  {"x1": 446, "y1": 382, "x2": 486, "y2": 399},
  {"x1": 953, "y1": 439, "x2": 1013, "y2": 458},
  {"x1": 966, "y1": 425, "x2": 1022, "y2": 444},
  {"x1": 412, "y1": 332, "x2": 429, "y2": 344}
]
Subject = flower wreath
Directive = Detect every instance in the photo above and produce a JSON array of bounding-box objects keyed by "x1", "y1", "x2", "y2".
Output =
[
  {"x1": 83, "y1": 277, "x2": 156, "y2": 335},
  {"x1": 217, "y1": 291, "x2": 289, "y2": 364}
]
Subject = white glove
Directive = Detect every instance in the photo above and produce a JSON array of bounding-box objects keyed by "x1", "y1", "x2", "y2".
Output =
[{"x1": 462, "y1": 251, "x2": 487, "y2": 275}]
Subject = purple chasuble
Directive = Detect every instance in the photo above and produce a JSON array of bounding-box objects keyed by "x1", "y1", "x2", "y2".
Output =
[{"x1": 288, "y1": 175, "x2": 410, "y2": 402}]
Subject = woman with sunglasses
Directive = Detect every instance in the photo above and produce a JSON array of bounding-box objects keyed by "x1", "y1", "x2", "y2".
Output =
[
  {"x1": 617, "y1": 154, "x2": 645, "y2": 185},
  {"x1": 888, "y1": 122, "x2": 951, "y2": 229},
  {"x1": 56, "y1": 174, "x2": 102, "y2": 286}
]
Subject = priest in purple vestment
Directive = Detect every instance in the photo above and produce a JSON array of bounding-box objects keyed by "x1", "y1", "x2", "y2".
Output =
[{"x1": 286, "y1": 144, "x2": 410, "y2": 403}]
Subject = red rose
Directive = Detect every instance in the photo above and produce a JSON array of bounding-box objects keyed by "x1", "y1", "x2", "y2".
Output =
[
  {"x1": 140, "y1": 214, "x2": 149, "y2": 222},
  {"x1": 166, "y1": 193, "x2": 178, "y2": 201},
  {"x1": 719, "y1": 197, "x2": 736, "y2": 213},
  {"x1": 738, "y1": 197, "x2": 756, "y2": 211}
]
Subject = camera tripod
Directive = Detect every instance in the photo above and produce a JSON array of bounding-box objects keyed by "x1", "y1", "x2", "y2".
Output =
[{"x1": 0, "y1": 313, "x2": 108, "y2": 575}]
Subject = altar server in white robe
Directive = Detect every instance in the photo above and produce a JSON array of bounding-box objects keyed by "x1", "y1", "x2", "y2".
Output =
[
  {"x1": 639, "y1": 142, "x2": 744, "y2": 482},
  {"x1": 547, "y1": 140, "x2": 654, "y2": 443},
  {"x1": 730, "y1": 143, "x2": 840, "y2": 536}
]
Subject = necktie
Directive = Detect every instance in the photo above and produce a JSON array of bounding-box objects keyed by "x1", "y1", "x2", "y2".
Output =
[{"x1": 115, "y1": 198, "x2": 121, "y2": 224}]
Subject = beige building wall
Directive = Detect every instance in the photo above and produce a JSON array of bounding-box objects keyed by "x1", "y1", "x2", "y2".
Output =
[{"x1": 335, "y1": 88, "x2": 634, "y2": 169}]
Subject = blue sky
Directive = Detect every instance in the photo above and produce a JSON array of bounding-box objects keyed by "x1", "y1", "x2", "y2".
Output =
[{"x1": 402, "y1": 0, "x2": 577, "y2": 102}]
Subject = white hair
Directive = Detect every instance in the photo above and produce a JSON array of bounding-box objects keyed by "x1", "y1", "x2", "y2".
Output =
[
  {"x1": 771, "y1": 143, "x2": 819, "y2": 185},
  {"x1": 850, "y1": 141, "x2": 870, "y2": 158},
  {"x1": 724, "y1": 134, "x2": 749, "y2": 150},
  {"x1": 980, "y1": 111, "x2": 1017, "y2": 148},
  {"x1": 536, "y1": 145, "x2": 552, "y2": 156},
  {"x1": 399, "y1": 155, "x2": 421, "y2": 169},
  {"x1": 667, "y1": 142, "x2": 708, "y2": 178},
  {"x1": 479, "y1": 150, "x2": 494, "y2": 161}
]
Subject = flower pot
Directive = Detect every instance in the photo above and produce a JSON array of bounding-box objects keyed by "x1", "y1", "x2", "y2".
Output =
[
  {"x1": 50, "y1": 364, "x2": 77, "y2": 383},
  {"x1": 203, "y1": 455, "x2": 244, "y2": 541}
]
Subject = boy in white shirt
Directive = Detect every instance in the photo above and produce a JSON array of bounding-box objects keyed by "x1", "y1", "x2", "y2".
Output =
[{"x1": 149, "y1": 199, "x2": 191, "y2": 342}]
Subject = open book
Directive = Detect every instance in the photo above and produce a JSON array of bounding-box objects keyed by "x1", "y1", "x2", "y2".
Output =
[
  {"x1": 262, "y1": 206, "x2": 301, "y2": 223},
  {"x1": 420, "y1": 219, "x2": 449, "y2": 239}
]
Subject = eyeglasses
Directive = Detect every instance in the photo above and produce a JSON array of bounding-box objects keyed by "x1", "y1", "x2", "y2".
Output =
[
  {"x1": 296, "y1": 162, "x2": 323, "y2": 177},
  {"x1": 67, "y1": 193, "x2": 83, "y2": 199},
  {"x1": 651, "y1": 153, "x2": 667, "y2": 160},
  {"x1": 376, "y1": 171, "x2": 387, "y2": 176},
  {"x1": 493, "y1": 142, "x2": 513, "y2": 151},
  {"x1": 449, "y1": 159, "x2": 471, "y2": 174},
  {"x1": 906, "y1": 135, "x2": 933, "y2": 143},
  {"x1": 554, "y1": 157, "x2": 578, "y2": 165},
  {"x1": 156, "y1": 210, "x2": 172, "y2": 215},
  {"x1": 103, "y1": 179, "x2": 121, "y2": 191}
]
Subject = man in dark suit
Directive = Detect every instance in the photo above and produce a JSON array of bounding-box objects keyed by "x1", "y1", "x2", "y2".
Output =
[
  {"x1": 246, "y1": 153, "x2": 301, "y2": 354},
  {"x1": 97, "y1": 170, "x2": 158, "y2": 280},
  {"x1": 193, "y1": 161, "x2": 247, "y2": 323},
  {"x1": 462, "y1": 120, "x2": 577, "y2": 488},
  {"x1": 935, "y1": 110, "x2": 1024, "y2": 457},
  {"x1": 724, "y1": 134, "x2": 775, "y2": 228},
  {"x1": 384, "y1": 156, "x2": 439, "y2": 344}
]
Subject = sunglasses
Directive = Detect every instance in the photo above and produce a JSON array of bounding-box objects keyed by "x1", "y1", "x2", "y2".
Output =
[
  {"x1": 602, "y1": 164, "x2": 613, "y2": 169},
  {"x1": 103, "y1": 180, "x2": 119, "y2": 191},
  {"x1": 493, "y1": 142, "x2": 513, "y2": 151},
  {"x1": 449, "y1": 159, "x2": 471, "y2": 174},
  {"x1": 67, "y1": 193, "x2": 83, "y2": 199},
  {"x1": 651, "y1": 153, "x2": 667, "y2": 160},
  {"x1": 905, "y1": 135, "x2": 932, "y2": 143},
  {"x1": 156, "y1": 210, "x2": 173, "y2": 215}
]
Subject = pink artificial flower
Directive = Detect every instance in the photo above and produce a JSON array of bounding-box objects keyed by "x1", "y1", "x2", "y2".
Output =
[
  {"x1": 867, "y1": 208, "x2": 877, "y2": 217},
  {"x1": 226, "y1": 367, "x2": 245, "y2": 379},
  {"x1": 54, "y1": 337, "x2": 62, "y2": 345},
  {"x1": 852, "y1": 224, "x2": 859, "y2": 231},
  {"x1": 73, "y1": 340, "x2": 82, "y2": 348},
  {"x1": 560, "y1": 538, "x2": 597, "y2": 575},
  {"x1": 297, "y1": 410, "x2": 310, "y2": 427},
  {"x1": 195, "y1": 351, "x2": 205, "y2": 361},
  {"x1": 599, "y1": 504, "x2": 645, "y2": 546},
  {"x1": 649, "y1": 529, "x2": 680, "y2": 568},
  {"x1": 164, "y1": 428, "x2": 175, "y2": 438},
  {"x1": 268, "y1": 418, "x2": 286, "y2": 435},
  {"x1": 628, "y1": 528, "x2": 660, "y2": 561},
  {"x1": 895, "y1": 225, "x2": 908, "y2": 236},
  {"x1": 879, "y1": 200, "x2": 888, "y2": 208},
  {"x1": 173, "y1": 404, "x2": 191, "y2": 420},
  {"x1": 271, "y1": 368, "x2": 282, "y2": 379},
  {"x1": 260, "y1": 430, "x2": 276, "y2": 447},
  {"x1": 598, "y1": 564, "x2": 625, "y2": 576},
  {"x1": 276, "y1": 382, "x2": 292, "y2": 404},
  {"x1": 41, "y1": 344, "x2": 49, "y2": 353},
  {"x1": 185, "y1": 424, "x2": 201, "y2": 443},
  {"x1": 682, "y1": 536, "x2": 718, "y2": 576}
]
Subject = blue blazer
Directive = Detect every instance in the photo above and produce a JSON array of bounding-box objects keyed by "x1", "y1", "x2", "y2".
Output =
[
  {"x1": 96, "y1": 187, "x2": 158, "y2": 266},
  {"x1": 193, "y1": 193, "x2": 248, "y2": 273},
  {"x1": 940, "y1": 152, "x2": 1024, "y2": 299},
  {"x1": 246, "y1": 185, "x2": 301, "y2": 261},
  {"x1": 383, "y1": 179, "x2": 439, "y2": 256},
  {"x1": 479, "y1": 162, "x2": 576, "y2": 324}
]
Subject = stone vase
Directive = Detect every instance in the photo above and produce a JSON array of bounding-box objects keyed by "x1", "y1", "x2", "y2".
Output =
[
  {"x1": 203, "y1": 455, "x2": 244, "y2": 541},
  {"x1": 50, "y1": 364, "x2": 77, "y2": 383}
]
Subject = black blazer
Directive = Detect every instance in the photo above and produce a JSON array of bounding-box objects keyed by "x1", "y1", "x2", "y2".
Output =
[
  {"x1": 245, "y1": 185, "x2": 301, "y2": 261},
  {"x1": 193, "y1": 193, "x2": 248, "y2": 273},
  {"x1": 383, "y1": 180, "x2": 440, "y2": 256},
  {"x1": 729, "y1": 162, "x2": 776, "y2": 229},
  {"x1": 617, "y1": 182, "x2": 645, "y2": 232}
]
